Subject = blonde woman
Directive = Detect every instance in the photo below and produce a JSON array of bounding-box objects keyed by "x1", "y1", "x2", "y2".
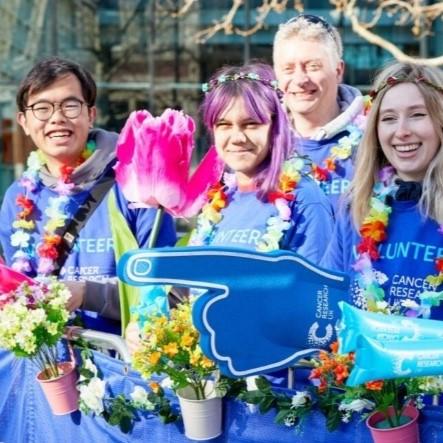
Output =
[{"x1": 322, "y1": 61, "x2": 443, "y2": 320}]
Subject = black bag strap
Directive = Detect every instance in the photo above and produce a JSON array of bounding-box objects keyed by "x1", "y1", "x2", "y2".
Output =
[{"x1": 53, "y1": 167, "x2": 115, "y2": 276}]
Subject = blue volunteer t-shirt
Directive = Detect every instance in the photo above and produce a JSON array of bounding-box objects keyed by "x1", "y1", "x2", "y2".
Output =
[
  {"x1": 210, "y1": 176, "x2": 334, "y2": 265},
  {"x1": 321, "y1": 200, "x2": 443, "y2": 320}
]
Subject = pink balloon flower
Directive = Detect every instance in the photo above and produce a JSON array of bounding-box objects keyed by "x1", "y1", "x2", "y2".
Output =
[{"x1": 114, "y1": 109, "x2": 224, "y2": 218}]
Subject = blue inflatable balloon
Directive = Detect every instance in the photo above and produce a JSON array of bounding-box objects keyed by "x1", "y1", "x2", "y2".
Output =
[
  {"x1": 118, "y1": 246, "x2": 349, "y2": 377},
  {"x1": 347, "y1": 335, "x2": 443, "y2": 386},
  {"x1": 338, "y1": 302, "x2": 443, "y2": 354}
]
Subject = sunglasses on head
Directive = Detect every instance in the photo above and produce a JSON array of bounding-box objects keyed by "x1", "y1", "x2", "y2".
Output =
[{"x1": 285, "y1": 14, "x2": 336, "y2": 39}]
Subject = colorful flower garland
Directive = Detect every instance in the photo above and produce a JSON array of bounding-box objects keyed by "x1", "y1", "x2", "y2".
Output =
[
  {"x1": 190, "y1": 156, "x2": 305, "y2": 252},
  {"x1": 11, "y1": 142, "x2": 96, "y2": 276},
  {"x1": 354, "y1": 166, "x2": 443, "y2": 316},
  {"x1": 311, "y1": 123, "x2": 362, "y2": 182},
  {"x1": 311, "y1": 96, "x2": 372, "y2": 183},
  {"x1": 201, "y1": 71, "x2": 281, "y2": 98}
]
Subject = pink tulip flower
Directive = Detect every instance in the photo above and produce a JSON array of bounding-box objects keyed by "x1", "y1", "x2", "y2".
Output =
[
  {"x1": 114, "y1": 109, "x2": 223, "y2": 218},
  {"x1": 0, "y1": 263, "x2": 34, "y2": 294}
]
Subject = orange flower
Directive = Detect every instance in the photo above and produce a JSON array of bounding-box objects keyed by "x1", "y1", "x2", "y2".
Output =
[
  {"x1": 325, "y1": 158, "x2": 336, "y2": 172},
  {"x1": 43, "y1": 234, "x2": 61, "y2": 246},
  {"x1": 334, "y1": 363, "x2": 349, "y2": 384},
  {"x1": 207, "y1": 184, "x2": 227, "y2": 211},
  {"x1": 148, "y1": 351, "x2": 161, "y2": 365},
  {"x1": 309, "y1": 368, "x2": 322, "y2": 380},
  {"x1": 150, "y1": 381, "x2": 160, "y2": 394},
  {"x1": 180, "y1": 333, "x2": 194, "y2": 348},
  {"x1": 163, "y1": 342, "x2": 179, "y2": 357},
  {"x1": 200, "y1": 356, "x2": 215, "y2": 369},
  {"x1": 360, "y1": 220, "x2": 387, "y2": 242},
  {"x1": 330, "y1": 341, "x2": 339, "y2": 354},
  {"x1": 279, "y1": 174, "x2": 297, "y2": 193},
  {"x1": 365, "y1": 380, "x2": 384, "y2": 391}
]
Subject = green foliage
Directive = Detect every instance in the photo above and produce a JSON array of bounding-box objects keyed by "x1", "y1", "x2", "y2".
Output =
[
  {"x1": 239, "y1": 376, "x2": 313, "y2": 432},
  {"x1": 74, "y1": 339, "x2": 179, "y2": 433},
  {"x1": 104, "y1": 395, "x2": 137, "y2": 434}
]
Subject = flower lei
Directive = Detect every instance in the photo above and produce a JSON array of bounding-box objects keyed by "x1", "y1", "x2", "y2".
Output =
[
  {"x1": 354, "y1": 166, "x2": 443, "y2": 316},
  {"x1": 190, "y1": 156, "x2": 305, "y2": 252},
  {"x1": 311, "y1": 124, "x2": 360, "y2": 183},
  {"x1": 11, "y1": 142, "x2": 96, "y2": 276},
  {"x1": 311, "y1": 96, "x2": 372, "y2": 183}
]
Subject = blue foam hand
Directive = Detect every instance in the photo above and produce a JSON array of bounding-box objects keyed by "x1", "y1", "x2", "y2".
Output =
[{"x1": 118, "y1": 246, "x2": 349, "y2": 378}]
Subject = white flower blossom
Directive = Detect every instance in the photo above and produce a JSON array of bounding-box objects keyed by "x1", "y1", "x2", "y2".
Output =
[
  {"x1": 160, "y1": 377, "x2": 174, "y2": 390},
  {"x1": 10, "y1": 230, "x2": 31, "y2": 248},
  {"x1": 130, "y1": 386, "x2": 155, "y2": 411},
  {"x1": 84, "y1": 358, "x2": 98, "y2": 377},
  {"x1": 291, "y1": 391, "x2": 311, "y2": 408},
  {"x1": 339, "y1": 399, "x2": 375, "y2": 413},
  {"x1": 79, "y1": 377, "x2": 106, "y2": 415},
  {"x1": 246, "y1": 376, "x2": 259, "y2": 391},
  {"x1": 284, "y1": 412, "x2": 297, "y2": 427},
  {"x1": 341, "y1": 411, "x2": 351, "y2": 423}
]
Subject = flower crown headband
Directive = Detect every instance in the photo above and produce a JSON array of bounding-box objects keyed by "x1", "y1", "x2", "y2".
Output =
[
  {"x1": 201, "y1": 72, "x2": 283, "y2": 98},
  {"x1": 369, "y1": 74, "x2": 443, "y2": 100}
]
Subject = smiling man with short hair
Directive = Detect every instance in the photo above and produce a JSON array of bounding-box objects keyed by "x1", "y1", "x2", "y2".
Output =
[{"x1": 273, "y1": 15, "x2": 367, "y2": 210}]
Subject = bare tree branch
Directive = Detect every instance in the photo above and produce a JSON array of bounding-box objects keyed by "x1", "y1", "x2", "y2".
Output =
[
  {"x1": 194, "y1": 0, "x2": 244, "y2": 42},
  {"x1": 341, "y1": 0, "x2": 443, "y2": 66},
  {"x1": 165, "y1": 0, "x2": 443, "y2": 65},
  {"x1": 156, "y1": 0, "x2": 199, "y2": 17}
]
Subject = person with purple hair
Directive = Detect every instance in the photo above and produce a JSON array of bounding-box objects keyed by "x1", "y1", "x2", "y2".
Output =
[
  {"x1": 189, "y1": 62, "x2": 333, "y2": 263},
  {"x1": 125, "y1": 62, "x2": 334, "y2": 353}
]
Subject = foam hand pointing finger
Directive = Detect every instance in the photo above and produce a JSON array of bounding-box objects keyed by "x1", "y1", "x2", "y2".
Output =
[{"x1": 118, "y1": 246, "x2": 349, "y2": 377}]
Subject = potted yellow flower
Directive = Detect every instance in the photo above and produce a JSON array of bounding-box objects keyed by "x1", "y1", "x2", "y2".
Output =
[{"x1": 132, "y1": 299, "x2": 223, "y2": 440}]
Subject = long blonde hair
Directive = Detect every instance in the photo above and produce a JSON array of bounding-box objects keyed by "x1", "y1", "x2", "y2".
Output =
[{"x1": 350, "y1": 61, "x2": 443, "y2": 228}]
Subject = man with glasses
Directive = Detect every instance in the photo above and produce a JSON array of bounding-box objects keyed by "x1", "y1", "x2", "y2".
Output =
[
  {"x1": 0, "y1": 57, "x2": 176, "y2": 333},
  {"x1": 273, "y1": 14, "x2": 366, "y2": 210}
]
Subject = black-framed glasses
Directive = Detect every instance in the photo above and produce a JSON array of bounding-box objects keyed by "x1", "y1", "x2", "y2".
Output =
[
  {"x1": 24, "y1": 98, "x2": 86, "y2": 121},
  {"x1": 285, "y1": 14, "x2": 336, "y2": 40}
]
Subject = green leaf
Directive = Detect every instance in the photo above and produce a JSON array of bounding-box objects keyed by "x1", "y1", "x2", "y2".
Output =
[
  {"x1": 255, "y1": 376, "x2": 271, "y2": 392},
  {"x1": 325, "y1": 407, "x2": 342, "y2": 432},
  {"x1": 240, "y1": 390, "x2": 264, "y2": 404},
  {"x1": 275, "y1": 408, "x2": 291, "y2": 424},
  {"x1": 258, "y1": 394, "x2": 275, "y2": 413}
]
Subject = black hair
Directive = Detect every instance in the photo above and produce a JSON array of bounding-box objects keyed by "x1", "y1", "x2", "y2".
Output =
[{"x1": 16, "y1": 56, "x2": 97, "y2": 111}]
